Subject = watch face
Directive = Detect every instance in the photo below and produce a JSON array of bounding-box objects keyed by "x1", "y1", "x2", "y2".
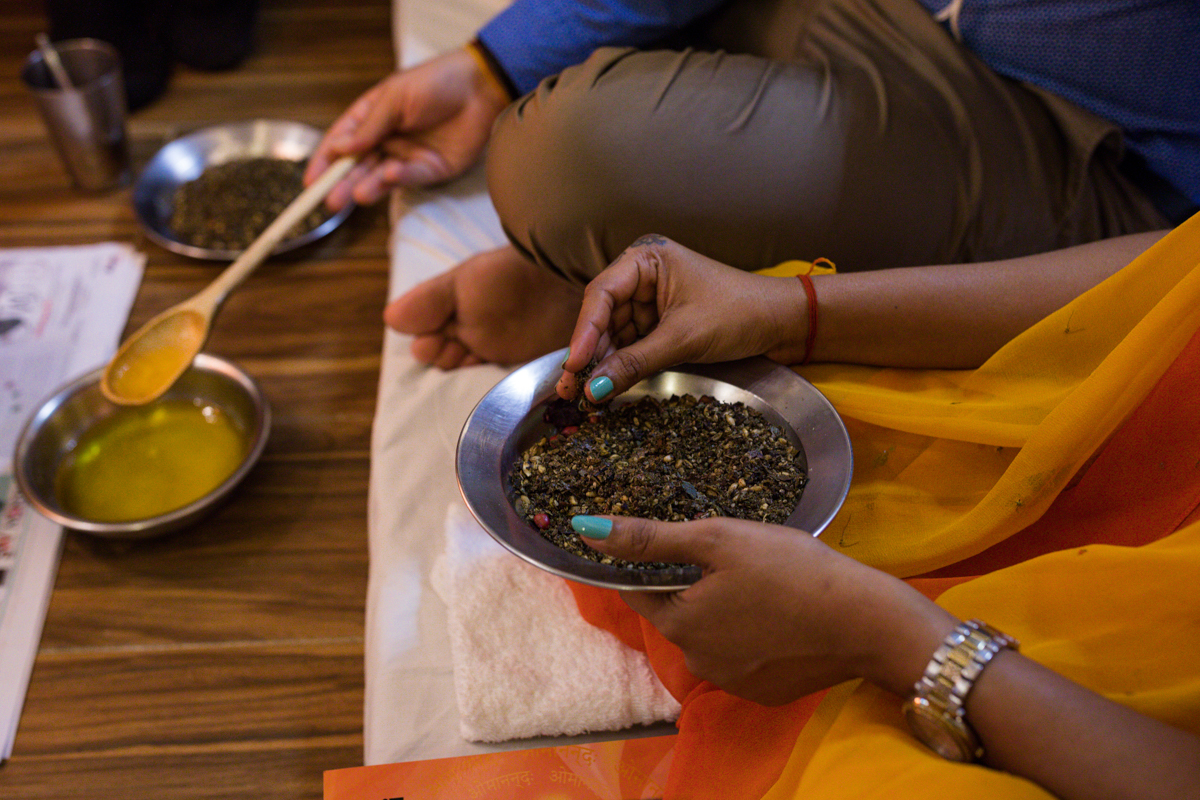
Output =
[{"x1": 904, "y1": 701, "x2": 974, "y2": 762}]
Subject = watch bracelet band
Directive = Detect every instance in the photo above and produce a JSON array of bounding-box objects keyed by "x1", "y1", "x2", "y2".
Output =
[{"x1": 911, "y1": 619, "x2": 1019, "y2": 758}]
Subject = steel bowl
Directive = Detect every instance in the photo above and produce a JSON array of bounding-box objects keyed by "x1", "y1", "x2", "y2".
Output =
[
  {"x1": 456, "y1": 350, "x2": 853, "y2": 591},
  {"x1": 13, "y1": 354, "x2": 271, "y2": 538},
  {"x1": 133, "y1": 119, "x2": 353, "y2": 260}
]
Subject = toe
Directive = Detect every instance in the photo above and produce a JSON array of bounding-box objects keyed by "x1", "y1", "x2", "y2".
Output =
[
  {"x1": 385, "y1": 270, "x2": 457, "y2": 335},
  {"x1": 432, "y1": 339, "x2": 470, "y2": 370},
  {"x1": 410, "y1": 334, "x2": 447, "y2": 364}
]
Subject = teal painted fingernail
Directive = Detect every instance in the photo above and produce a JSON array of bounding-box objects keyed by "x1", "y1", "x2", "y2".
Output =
[
  {"x1": 572, "y1": 515, "x2": 612, "y2": 539},
  {"x1": 589, "y1": 376, "x2": 613, "y2": 401},
  {"x1": 561, "y1": 350, "x2": 570, "y2": 369}
]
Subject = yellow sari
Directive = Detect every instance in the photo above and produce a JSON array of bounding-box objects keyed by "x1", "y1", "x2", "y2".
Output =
[
  {"x1": 571, "y1": 214, "x2": 1200, "y2": 798},
  {"x1": 766, "y1": 214, "x2": 1200, "y2": 796}
]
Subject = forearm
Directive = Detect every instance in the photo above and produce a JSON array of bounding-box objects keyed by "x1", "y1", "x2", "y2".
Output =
[
  {"x1": 799, "y1": 232, "x2": 1168, "y2": 368},
  {"x1": 864, "y1": 594, "x2": 1200, "y2": 800},
  {"x1": 968, "y1": 651, "x2": 1200, "y2": 800}
]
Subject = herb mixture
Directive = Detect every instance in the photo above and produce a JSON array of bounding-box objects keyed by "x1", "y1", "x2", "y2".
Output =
[
  {"x1": 510, "y1": 393, "x2": 808, "y2": 569},
  {"x1": 169, "y1": 157, "x2": 329, "y2": 252}
]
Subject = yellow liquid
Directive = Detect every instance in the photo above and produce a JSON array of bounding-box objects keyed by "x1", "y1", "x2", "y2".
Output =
[
  {"x1": 56, "y1": 398, "x2": 248, "y2": 522},
  {"x1": 107, "y1": 310, "x2": 206, "y2": 403}
]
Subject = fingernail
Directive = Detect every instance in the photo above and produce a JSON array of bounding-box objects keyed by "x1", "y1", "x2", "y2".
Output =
[
  {"x1": 571, "y1": 515, "x2": 612, "y2": 539},
  {"x1": 561, "y1": 349, "x2": 570, "y2": 369},
  {"x1": 588, "y1": 376, "x2": 613, "y2": 401}
]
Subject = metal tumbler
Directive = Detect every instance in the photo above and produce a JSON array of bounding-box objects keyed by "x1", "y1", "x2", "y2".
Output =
[{"x1": 21, "y1": 38, "x2": 132, "y2": 192}]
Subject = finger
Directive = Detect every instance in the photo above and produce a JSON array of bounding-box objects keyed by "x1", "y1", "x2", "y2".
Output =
[
  {"x1": 555, "y1": 369, "x2": 581, "y2": 401},
  {"x1": 324, "y1": 153, "x2": 381, "y2": 212},
  {"x1": 306, "y1": 84, "x2": 385, "y2": 184},
  {"x1": 556, "y1": 331, "x2": 614, "y2": 401},
  {"x1": 612, "y1": 318, "x2": 640, "y2": 349},
  {"x1": 571, "y1": 515, "x2": 719, "y2": 568},
  {"x1": 587, "y1": 329, "x2": 695, "y2": 403},
  {"x1": 565, "y1": 259, "x2": 647, "y2": 374},
  {"x1": 380, "y1": 139, "x2": 454, "y2": 186},
  {"x1": 595, "y1": 331, "x2": 615, "y2": 363},
  {"x1": 630, "y1": 298, "x2": 659, "y2": 338},
  {"x1": 349, "y1": 161, "x2": 395, "y2": 207},
  {"x1": 608, "y1": 302, "x2": 633, "y2": 339},
  {"x1": 384, "y1": 270, "x2": 456, "y2": 334},
  {"x1": 334, "y1": 80, "x2": 405, "y2": 156},
  {"x1": 619, "y1": 588, "x2": 677, "y2": 621},
  {"x1": 304, "y1": 149, "x2": 331, "y2": 187}
]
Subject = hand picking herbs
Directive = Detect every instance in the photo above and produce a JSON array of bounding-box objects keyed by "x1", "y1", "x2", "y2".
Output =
[
  {"x1": 509, "y1": 393, "x2": 808, "y2": 569},
  {"x1": 169, "y1": 157, "x2": 331, "y2": 252}
]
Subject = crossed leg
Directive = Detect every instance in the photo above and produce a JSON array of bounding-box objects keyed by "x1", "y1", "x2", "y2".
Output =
[{"x1": 386, "y1": 0, "x2": 1163, "y2": 371}]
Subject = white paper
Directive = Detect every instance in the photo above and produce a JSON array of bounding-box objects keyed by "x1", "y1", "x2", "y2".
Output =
[{"x1": 0, "y1": 242, "x2": 144, "y2": 760}]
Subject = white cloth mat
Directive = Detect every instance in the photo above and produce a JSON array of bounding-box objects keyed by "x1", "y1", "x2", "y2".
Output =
[
  {"x1": 365, "y1": 169, "x2": 678, "y2": 762},
  {"x1": 365, "y1": 0, "x2": 680, "y2": 764}
]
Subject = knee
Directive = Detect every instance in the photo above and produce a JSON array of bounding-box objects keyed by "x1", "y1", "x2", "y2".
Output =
[{"x1": 486, "y1": 48, "x2": 641, "y2": 282}]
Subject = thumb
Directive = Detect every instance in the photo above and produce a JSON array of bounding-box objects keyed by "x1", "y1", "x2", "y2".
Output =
[
  {"x1": 570, "y1": 514, "x2": 718, "y2": 568},
  {"x1": 586, "y1": 326, "x2": 695, "y2": 403}
]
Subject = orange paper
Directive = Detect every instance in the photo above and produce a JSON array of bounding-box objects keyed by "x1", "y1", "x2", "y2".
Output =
[{"x1": 324, "y1": 736, "x2": 677, "y2": 800}]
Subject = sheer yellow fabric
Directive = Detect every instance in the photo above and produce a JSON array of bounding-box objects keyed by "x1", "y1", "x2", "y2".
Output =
[
  {"x1": 756, "y1": 215, "x2": 1200, "y2": 796},
  {"x1": 805, "y1": 215, "x2": 1200, "y2": 576},
  {"x1": 764, "y1": 520, "x2": 1200, "y2": 799}
]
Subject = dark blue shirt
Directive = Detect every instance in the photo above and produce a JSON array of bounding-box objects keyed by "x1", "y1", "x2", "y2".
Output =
[
  {"x1": 914, "y1": 0, "x2": 1200, "y2": 206},
  {"x1": 479, "y1": 0, "x2": 1200, "y2": 205},
  {"x1": 478, "y1": 1, "x2": 724, "y2": 94}
]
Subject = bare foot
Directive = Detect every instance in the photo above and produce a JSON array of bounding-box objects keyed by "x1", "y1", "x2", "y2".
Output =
[{"x1": 384, "y1": 245, "x2": 583, "y2": 369}]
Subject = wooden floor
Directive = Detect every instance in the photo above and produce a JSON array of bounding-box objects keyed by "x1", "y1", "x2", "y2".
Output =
[{"x1": 0, "y1": 1, "x2": 396, "y2": 797}]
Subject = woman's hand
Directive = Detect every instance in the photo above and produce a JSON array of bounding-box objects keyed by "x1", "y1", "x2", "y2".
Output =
[
  {"x1": 558, "y1": 235, "x2": 810, "y2": 402},
  {"x1": 304, "y1": 48, "x2": 511, "y2": 211},
  {"x1": 571, "y1": 514, "x2": 957, "y2": 704}
]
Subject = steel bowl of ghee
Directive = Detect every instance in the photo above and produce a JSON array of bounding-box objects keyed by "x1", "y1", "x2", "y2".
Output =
[{"x1": 13, "y1": 354, "x2": 270, "y2": 538}]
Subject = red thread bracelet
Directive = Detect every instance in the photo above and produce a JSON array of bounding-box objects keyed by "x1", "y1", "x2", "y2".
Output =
[{"x1": 797, "y1": 273, "x2": 818, "y2": 364}]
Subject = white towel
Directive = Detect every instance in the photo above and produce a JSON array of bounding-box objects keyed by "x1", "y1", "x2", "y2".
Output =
[{"x1": 432, "y1": 502, "x2": 681, "y2": 743}]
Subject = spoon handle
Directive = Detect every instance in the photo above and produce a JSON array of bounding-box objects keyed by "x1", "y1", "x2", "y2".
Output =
[
  {"x1": 36, "y1": 33, "x2": 74, "y2": 90},
  {"x1": 198, "y1": 155, "x2": 358, "y2": 307}
]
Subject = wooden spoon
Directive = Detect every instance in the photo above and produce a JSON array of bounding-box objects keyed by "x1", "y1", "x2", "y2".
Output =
[{"x1": 101, "y1": 155, "x2": 357, "y2": 406}]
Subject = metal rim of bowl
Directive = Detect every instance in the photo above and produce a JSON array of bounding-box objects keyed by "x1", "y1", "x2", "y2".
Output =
[
  {"x1": 456, "y1": 349, "x2": 854, "y2": 592},
  {"x1": 12, "y1": 353, "x2": 271, "y2": 538},
  {"x1": 132, "y1": 118, "x2": 354, "y2": 261}
]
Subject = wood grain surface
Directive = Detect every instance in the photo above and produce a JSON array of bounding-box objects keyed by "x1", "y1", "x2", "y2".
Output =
[{"x1": 0, "y1": 1, "x2": 396, "y2": 797}]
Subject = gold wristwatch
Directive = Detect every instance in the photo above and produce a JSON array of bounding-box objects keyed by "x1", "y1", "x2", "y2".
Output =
[{"x1": 903, "y1": 619, "x2": 1019, "y2": 762}]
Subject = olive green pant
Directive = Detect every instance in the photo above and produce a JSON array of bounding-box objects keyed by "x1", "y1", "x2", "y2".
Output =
[{"x1": 485, "y1": 0, "x2": 1166, "y2": 281}]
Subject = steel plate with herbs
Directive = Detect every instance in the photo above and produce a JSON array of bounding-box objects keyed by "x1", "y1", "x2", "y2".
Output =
[
  {"x1": 456, "y1": 351, "x2": 853, "y2": 592},
  {"x1": 510, "y1": 393, "x2": 807, "y2": 568},
  {"x1": 169, "y1": 157, "x2": 328, "y2": 252},
  {"x1": 133, "y1": 119, "x2": 354, "y2": 260}
]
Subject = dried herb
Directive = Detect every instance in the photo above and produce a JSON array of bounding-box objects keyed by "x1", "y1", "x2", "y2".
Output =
[
  {"x1": 510, "y1": 393, "x2": 807, "y2": 569},
  {"x1": 169, "y1": 157, "x2": 330, "y2": 252},
  {"x1": 573, "y1": 358, "x2": 601, "y2": 413}
]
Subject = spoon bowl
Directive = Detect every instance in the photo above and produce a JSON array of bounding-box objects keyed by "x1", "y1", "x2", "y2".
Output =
[
  {"x1": 103, "y1": 308, "x2": 208, "y2": 406},
  {"x1": 101, "y1": 154, "x2": 356, "y2": 406}
]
